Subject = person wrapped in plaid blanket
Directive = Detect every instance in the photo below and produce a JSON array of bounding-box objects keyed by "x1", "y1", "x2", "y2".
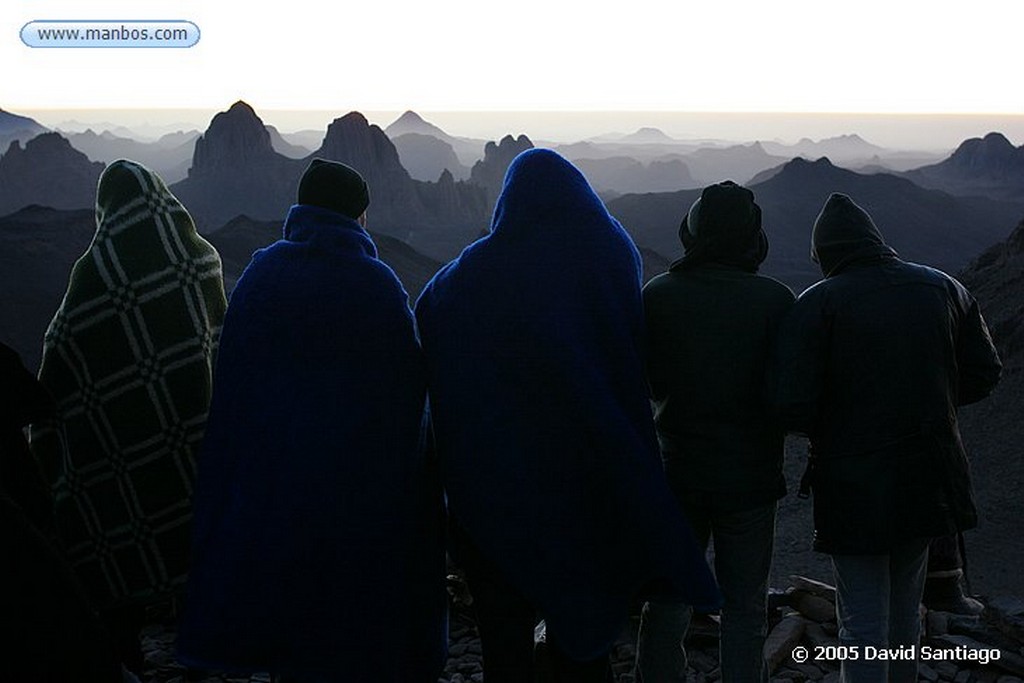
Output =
[{"x1": 32, "y1": 159, "x2": 226, "y2": 672}]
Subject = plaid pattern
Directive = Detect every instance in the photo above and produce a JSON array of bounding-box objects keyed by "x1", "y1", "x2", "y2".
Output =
[{"x1": 33, "y1": 160, "x2": 227, "y2": 609}]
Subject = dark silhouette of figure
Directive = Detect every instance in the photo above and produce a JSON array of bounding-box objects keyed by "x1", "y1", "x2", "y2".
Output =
[
  {"x1": 31, "y1": 159, "x2": 227, "y2": 673},
  {"x1": 177, "y1": 159, "x2": 447, "y2": 683},
  {"x1": 774, "y1": 193, "x2": 1001, "y2": 683},
  {"x1": 1, "y1": 341, "x2": 126, "y2": 682},
  {"x1": 635, "y1": 181, "x2": 794, "y2": 683},
  {"x1": 415, "y1": 148, "x2": 720, "y2": 683}
]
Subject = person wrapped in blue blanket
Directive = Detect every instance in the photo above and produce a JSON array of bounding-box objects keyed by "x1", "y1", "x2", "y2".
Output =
[
  {"x1": 415, "y1": 148, "x2": 720, "y2": 682},
  {"x1": 177, "y1": 159, "x2": 447, "y2": 683}
]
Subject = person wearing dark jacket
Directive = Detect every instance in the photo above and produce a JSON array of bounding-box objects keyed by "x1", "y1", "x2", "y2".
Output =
[
  {"x1": 177, "y1": 159, "x2": 447, "y2": 683},
  {"x1": 415, "y1": 149, "x2": 720, "y2": 683},
  {"x1": 635, "y1": 181, "x2": 794, "y2": 683},
  {"x1": 774, "y1": 193, "x2": 1001, "y2": 683}
]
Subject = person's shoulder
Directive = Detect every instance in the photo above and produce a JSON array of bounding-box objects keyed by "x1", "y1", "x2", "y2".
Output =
[{"x1": 750, "y1": 272, "x2": 796, "y2": 302}]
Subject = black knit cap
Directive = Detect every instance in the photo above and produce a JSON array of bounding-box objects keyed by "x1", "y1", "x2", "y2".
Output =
[
  {"x1": 672, "y1": 180, "x2": 767, "y2": 272},
  {"x1": 297, "y1": 158, "x2": 370, "y2": 220}
]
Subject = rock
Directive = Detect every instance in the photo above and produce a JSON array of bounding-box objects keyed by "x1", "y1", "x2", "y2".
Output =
[
  {"x1": 789, "y1": 662, "x2": 826, "y2": 680},
  {"x1": 948, "y1": 614, "x2": 1022, "y2": 652},
  {"x1": 985, "y1": 596, "x2": 1024, "y2": 643},
  {"x1": 764, "y1": 615, "x2": 807, "y2": 673},
  {"x1": 928, "y1": 610, "x2": 953, "y2": 636},
  {"x1": 789, "y1": 591, "x2": 836, "y2": 623},
  {"x1": 822, "y1": 672, "x2": 840, "y2": 683},
  {"x1": 920, "y1": 663, "x2": 940, "y2": 681},
  {"x1": 789, "y1": 575, "x2": 837, "y2": 602},
  {"x1": 932, "y1": 660, "x2": 959, "y2": 680},
  {"x1": 769, "y1": 587, "x2": 793, "y2": 612},
  {"x1": 928, "y1": 634, "x2": 1024, "y2": 677},
  {"x1": 803, "y1": 622, "x2": 839, "y2": 651}
]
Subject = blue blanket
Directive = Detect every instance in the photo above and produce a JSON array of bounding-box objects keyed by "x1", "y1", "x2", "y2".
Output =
[
  {"x1": 415, "y1": 149, "x2": 720, "y2": 660},
  {"x1": 177, "y1": 204, "x2": 447, "y2": 683}
]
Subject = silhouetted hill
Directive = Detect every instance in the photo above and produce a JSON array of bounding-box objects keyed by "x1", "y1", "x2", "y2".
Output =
[
  {"x1": 0, "y1": 133, "x2": 104, "y2": 216},
  {"x1": 906, "y1": 132, "x2": 1024, "y2": 201},
  {"x1": 620, "y1": 127, "x2": 677, "y2": 144},
  {"x1": 0, "y1": 206, "x2": 95, "y2": 370},
  {"x1": 760, "y1": 134, "x2": 888, "y2": 164},
  {"x1": 470, "y1": 135, "x2": 533, "y2": 203},
  {"x1": 170, "y1": 102, "x2": 488, "y2": 260},
  {"x1": 683, "y1": 142, "x2": 790, "y2": 185},
  {"x1": 574, "y1": 156, "x2": 697, "y2": 195},
  {"x1": 311, "y1": 112, "x2": 426, "y2": 229},
  {"x1": 172, "y1": 101, "x2": 301, "y2": 228},
  {"x1": 0, "y1": 109, "x2": 48, "y2": 150},
  {"x1": 393, "y1": 132, "x2": 469, "y2": 181},
  {"x1": 266, "y1": 125, "x2": 312, "y2": 158},
  {"x1": 609, "y1": 157, "x2": 1024, "y2": 291},
  {"x1": 385, "y1": 110, "x2": 451, "y2": 140},
  {"x1": 66, "y1": 128, "x2": 197, "y2": 183},
  {"x1": 384, "y1": 110, "x2": 485, "y2": 166},
  {"x1": 955, "y1": 216, "x2": 1024, "y2": 594}
]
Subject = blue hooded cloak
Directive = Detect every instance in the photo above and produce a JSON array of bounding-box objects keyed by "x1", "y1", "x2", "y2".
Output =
[
  {"x1": 177, "y1": 204, "x2": 447, "y2": 682},
  {"x1": 415, "y1": 149, "x2": 719, "y2": 661}
]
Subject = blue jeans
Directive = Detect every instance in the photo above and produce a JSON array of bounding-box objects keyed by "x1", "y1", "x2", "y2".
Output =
[
  {"x1": 635, "y1": 502, "x2": 776, "y2": 683},
  {"x1": 831, "y1": 538, "x2": 929, "y2": 683}
]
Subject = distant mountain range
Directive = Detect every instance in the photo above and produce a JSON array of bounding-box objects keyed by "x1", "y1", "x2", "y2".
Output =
[
  {"x1": 905, "y1": 132, "x2": 1024, "y2": 201},
  {"x1": 164, "y1": 102, "x2": 489, "y2": 261},
  {"x1": 0, "y1": 206, "x2": 96, "y2": 370},
  {"x1": 0, "y1": 133, "x2": 103, "y2": 216},
  {"x1": 64, "y1": 128, "x2": 198, "y2": 184},
  {"x1": 608, "y1": 157, "x2": 1024, "y2": 291},
  {"x1": 0, "y1": 109, "x2": 48, "y2": 151},
  {"x1": 3, "y1": 103, "x2": 1024, "y2": 289},
  {"x1": 383, "y1": 110, "x2": 486, "y2": 167}
]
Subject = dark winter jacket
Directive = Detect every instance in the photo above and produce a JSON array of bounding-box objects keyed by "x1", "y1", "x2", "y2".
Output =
[
  {"x1": 645, "y1": 266, "x2": 793, "y2": 511},
  {"x1": 643, "y1": 182, "x2": 793, "y2": 512},
  {"x1": 774, "y1": 194, "x2": 1002, "y2": 555}
]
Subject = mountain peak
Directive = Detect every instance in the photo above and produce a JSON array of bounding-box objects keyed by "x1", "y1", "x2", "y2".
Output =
[
  {"x1": 621, "y1": 127, "x2": 675, "y2": 143},
  {"x1": 384, "y1": 110, "x2": 450, "y2": 141},
  {"x1": 396, "y1": 110, "x2": 426, "y2": 125},
  {"x1": 189, "y1": 101, "x2": 276, "y2": 175},
  {"x1": 948, "y1": 132, "x2": 1023, "y2": 175},
  {"x1": 316, "y1": 112, "x2": 411, "y2": 188}
]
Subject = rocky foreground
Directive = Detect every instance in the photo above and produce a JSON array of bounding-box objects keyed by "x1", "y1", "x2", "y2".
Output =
[{"x1": 136, "y1": 574, "x2": 1024, "y2": 683}]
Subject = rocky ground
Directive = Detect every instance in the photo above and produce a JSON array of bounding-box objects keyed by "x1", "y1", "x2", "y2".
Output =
[
  {"x1": 132, "y1": 429, "x2": 1022, "y2": 683},
  {"x1": 136, "y1": 570, "x2": 1024, "y2": 683}
]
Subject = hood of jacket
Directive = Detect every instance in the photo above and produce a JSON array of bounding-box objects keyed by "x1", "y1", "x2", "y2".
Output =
[
  {"x1": 672, "y1": 180, "x2": 768, "y2": 273},
  {"x1": 811, "y1": 193, "x2": 897, "y2": 277}
]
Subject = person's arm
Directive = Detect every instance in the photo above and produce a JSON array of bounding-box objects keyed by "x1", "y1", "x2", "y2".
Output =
[
  {"x1": 955, "y1": 294, "x2": 1002, "y2": 406},
  {"x1": 771, "y1": 292, "x2": 830, "y2": 438}
]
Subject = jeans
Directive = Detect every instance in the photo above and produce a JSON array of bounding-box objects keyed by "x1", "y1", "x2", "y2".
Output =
[
  {"x1": 831, "y1": 538, "x2": 929, "y2": 683},
  {"x1": 635, "y1": 502, "x2": 776, "y2": 683}
]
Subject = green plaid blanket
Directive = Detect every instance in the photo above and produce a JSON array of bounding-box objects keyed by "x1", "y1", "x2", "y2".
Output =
[{"x1": 33, "y1": 159, "x2": 227, "y2": 609}]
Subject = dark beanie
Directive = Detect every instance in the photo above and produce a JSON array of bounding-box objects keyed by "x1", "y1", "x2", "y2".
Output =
[
  {"x1": 297, "y1": 158, "x2": 370, "y2": 219},
  {"x1": 673, "y1": 180, "x2": 767, "y2": 272}
]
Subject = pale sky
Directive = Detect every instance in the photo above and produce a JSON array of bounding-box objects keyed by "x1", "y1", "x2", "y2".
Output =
[{"x1": 4, "y1": 0, "x2": 1023, "y2": 116}]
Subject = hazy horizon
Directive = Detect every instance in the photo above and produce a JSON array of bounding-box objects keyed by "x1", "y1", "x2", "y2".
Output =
[{"x1": 13, "y1": 106, "x2": 1024, "y2": 151}]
